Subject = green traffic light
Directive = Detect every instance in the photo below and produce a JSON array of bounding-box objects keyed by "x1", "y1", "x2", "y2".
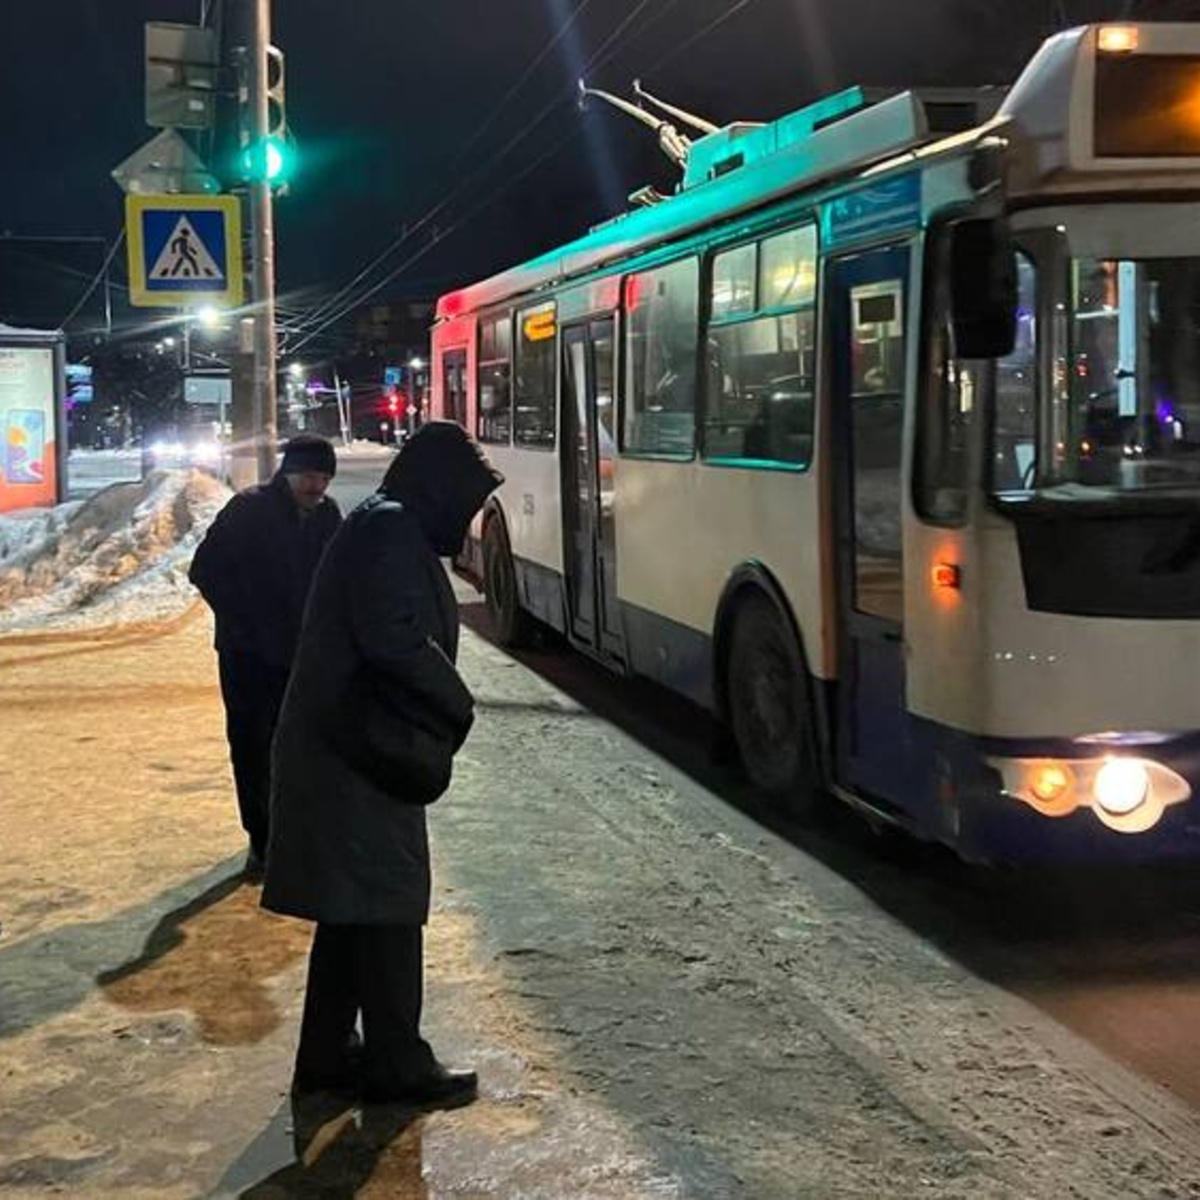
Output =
[{"x1": 241, "y1": 136, "x2": 294, "y2": 185}]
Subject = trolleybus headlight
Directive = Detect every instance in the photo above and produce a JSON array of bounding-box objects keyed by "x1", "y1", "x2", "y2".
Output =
[
  {"x1": 989, "y1": 751, "x2": 1190, "y2": 834},
  {"x1": 1093, "y1": 758, "x2": 1149, "y2": 817}
]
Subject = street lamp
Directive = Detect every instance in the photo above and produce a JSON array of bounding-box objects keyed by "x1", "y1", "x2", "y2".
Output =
[
  {"x1": 288, "y1": 362, "x2": 305, "y2": 379},
  {"x1": 196, "y1": 305, "x2": 222, "y2": 333}
]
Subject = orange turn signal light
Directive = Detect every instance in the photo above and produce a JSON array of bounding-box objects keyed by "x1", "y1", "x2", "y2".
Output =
[
  {"x1": 1031, "y1": 763, "x2": 1072, "y2": 805},
  {"x1": 932, "y1": 562, "x2": 961, "y2": 590}
]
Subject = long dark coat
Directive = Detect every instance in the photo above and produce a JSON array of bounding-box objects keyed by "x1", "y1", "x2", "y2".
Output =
[
  {"x1": 261, "y1": 495, "x2": 474, "y2": 926},
  {"x1": 189, "y1": 474, "x2": 342, "y2": 669}
]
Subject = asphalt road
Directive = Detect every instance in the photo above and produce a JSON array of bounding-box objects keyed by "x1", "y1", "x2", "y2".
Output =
[
  {"x1": 461, "y1": 603, "x2": 1200, "y2": 1119},
  {"x1": 61, "y1": 447, "x2": 1200, "y2": 1118},
  {"x1": 327, "y1": 444, "x2": 394, "y2": 510}
]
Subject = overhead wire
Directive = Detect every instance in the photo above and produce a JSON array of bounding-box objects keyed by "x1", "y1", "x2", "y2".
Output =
[
  {"x1": 289, "y1": 126, "x2": 577, "y2": 354},
  {"x1": 297, "y1": 0, "x2": 598, "y2": 332},
  {"x1": 650, "y1": 0, "x2": 761, "y2": 74},
  {"x1": 291, "y1": 0, "x2": 659, "y2": 343},
  {"x1": 293, "y1": 0, "x2": 663, "y2": 338},
  {"x1": 293, "y1": 0, "x2": 752, "y2": 345}
]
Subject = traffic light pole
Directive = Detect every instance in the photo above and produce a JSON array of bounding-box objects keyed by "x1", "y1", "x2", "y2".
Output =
[
  {"x1": 225, "y1": 0, "x2": 278, "y2": 488},
  {"x1": 247, "y1": 0, "x2": 278, "y2": 484}
]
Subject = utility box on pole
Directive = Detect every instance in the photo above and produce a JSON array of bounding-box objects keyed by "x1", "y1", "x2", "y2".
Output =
[{"x1": 145, "y1": 23, "x2": 219, "y2": 130}]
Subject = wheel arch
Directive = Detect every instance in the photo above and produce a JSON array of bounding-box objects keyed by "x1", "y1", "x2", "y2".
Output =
[
  {"x1": 712, "y1": 562, "x2": 830, "y2": 782},
  {"x1": 480, "y1": 496, "x2": 510, "y2": 540}
]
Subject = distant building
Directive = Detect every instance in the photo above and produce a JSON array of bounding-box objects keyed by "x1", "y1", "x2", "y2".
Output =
[
  {"x1": 343, "y1": 301, "x2": 434, "y2": 442},
  {"x1": 352, "y1": 301, "x2": 433, "y2": 363}
]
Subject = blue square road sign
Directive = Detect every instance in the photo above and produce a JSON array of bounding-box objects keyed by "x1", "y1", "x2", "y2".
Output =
[{"x1": 126, "y1": 194, "x2": 243, "y2": 309}]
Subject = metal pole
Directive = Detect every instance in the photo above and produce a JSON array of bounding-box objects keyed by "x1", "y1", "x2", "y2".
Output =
[
  {"x1": 333, "y1": 368, "x2": 350, "y2": 446},
  {"x1": 248, "y1": 0, "x2": 278, "y2": 483},
  {"x1": 102, "y1": 242, "x2": 112, "y2": 340}
]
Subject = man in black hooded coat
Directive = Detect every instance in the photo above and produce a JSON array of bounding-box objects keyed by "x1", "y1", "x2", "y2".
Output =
[{"x1": 262, "y1": 422, "x2": 503, "y2": 1106}]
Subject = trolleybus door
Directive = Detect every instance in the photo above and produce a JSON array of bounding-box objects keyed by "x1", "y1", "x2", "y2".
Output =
[
  {"x1": 828, "y1": 245, "x2": 912, "y2": 806},
  {"x1": 561, "y1": 318, "x2": 623, "y2": 660}
]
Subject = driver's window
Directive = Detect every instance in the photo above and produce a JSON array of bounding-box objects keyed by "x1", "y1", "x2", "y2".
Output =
[
  {"x1": 917, "y1": 250, "x2": 1036, "y2": 513},
  {"x1": 915, "y1": 318, "x2": 977, "y2": 524},
  {"x1": 992, "y1": 254, "x2": 1038, "y2": 491}
]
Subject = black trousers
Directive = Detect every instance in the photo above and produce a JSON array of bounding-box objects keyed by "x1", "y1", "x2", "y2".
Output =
[
  {"x1": 217, "y1": 651, "x2": 290, "y2": 859},
  {"x1": 296, "y1": 923, "x2": 435, "y2": 1089}
]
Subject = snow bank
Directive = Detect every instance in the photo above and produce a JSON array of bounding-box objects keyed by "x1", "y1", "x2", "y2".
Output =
[{"x1": 0, "y1": 470, "x2": 229, "y2": 634}]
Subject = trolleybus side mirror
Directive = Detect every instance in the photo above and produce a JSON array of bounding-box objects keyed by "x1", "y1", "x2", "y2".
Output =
[{"x1": 949, "y1": 218, "x2": 1017, "y2": 359}]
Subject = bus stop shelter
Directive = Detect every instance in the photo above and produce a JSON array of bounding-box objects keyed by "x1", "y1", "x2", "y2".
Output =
[{"x1": 0, "y1": 324, "x2": 66, "y2": 512}]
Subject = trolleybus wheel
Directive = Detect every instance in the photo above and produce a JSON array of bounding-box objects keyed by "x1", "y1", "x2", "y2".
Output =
[
  {"x1": 727, "y1": 592, "x2": 820, "y2": 816},
  {"x1": 483, "y1": 519, "x2": 530, "y2": 647}
]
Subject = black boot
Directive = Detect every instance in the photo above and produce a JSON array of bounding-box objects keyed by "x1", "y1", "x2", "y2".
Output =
[{"x1": 362, "y1": 1061, "x2": 478, "y2": 1109}]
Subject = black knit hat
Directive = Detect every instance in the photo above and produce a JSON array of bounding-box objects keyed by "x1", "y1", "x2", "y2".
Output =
[{"x1": 280, "y1": 434, "x2": 337, "y2": 478}]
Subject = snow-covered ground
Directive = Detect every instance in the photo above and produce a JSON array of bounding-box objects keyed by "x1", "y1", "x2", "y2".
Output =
[
  {"x1": 67, "y1": 447, "x2": 144, "y2": 497},
  {"x1": 0, "y1": 469, "x2": 228, "y2": 634}
]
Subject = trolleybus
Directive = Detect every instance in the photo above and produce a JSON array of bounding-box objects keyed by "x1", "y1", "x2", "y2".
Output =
[{"x1": 431, "y1": 23, "x2": 1200, "y2": 860}]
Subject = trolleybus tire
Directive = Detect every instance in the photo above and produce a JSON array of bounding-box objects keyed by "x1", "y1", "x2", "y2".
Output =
[
  {"x1": 727, "y1": 591, "x2": 820, "y2": 816},
  {"x1": 483, "y1": 519, "x2": 530, "y2": 648}
]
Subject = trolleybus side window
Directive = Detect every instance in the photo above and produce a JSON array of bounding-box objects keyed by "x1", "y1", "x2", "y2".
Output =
[
  {"x1": 622, "y1": 257, "x2": 699, "y2": 458},
  {"x1": 704, "y1": 223, "x2": 817, "y2": 467},
  {"x1": 849, "y1": 275, "x2": 906, "y2": 623},
  {"x1": 514, "y1": 303, "x2": 557, "y2": 448},
  {"x1": 441, "y1": 348, "x2": 468, "y2": 427},
  {"x1": 478, "y1": 313, "x2": 513, "y2": 445}
]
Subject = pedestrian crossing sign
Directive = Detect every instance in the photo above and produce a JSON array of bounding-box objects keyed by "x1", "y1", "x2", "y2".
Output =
[{"x1": 126, "y1": 194, "x2": 243, "y2": 308}]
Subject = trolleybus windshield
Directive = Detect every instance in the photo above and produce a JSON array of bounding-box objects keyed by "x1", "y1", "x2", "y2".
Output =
[{"x1": 992, "y1": 216, "x2": 1200, "y2": 496}]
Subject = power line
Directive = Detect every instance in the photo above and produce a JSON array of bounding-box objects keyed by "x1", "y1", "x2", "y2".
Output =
[
  {"x1": 651, "y1": 0, "x2": 761, "y2": 75},
  {"x1": 588, "y1": 0, "x2": 692, "y2": 77},
  {"x1": 576, "y1": 0, "x2": 657, "y2": 77},
  {"x1": 294, "y1": 0, "x2": 740, "y2": 341},
  {"x1": 60, "y1": 232, "x2": 125, "y2": 330},
  {"x1": 299, "y1": 0, "x2": 597, "y2": 332},
  {"x1": 294, "y1": 0, "x2": 665, "y2": 336},
  {"x1": 288, "y1": 128, "x2": 576, "y2": 353}
]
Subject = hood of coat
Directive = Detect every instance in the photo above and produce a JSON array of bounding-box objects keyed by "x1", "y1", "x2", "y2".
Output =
[{"x1": 379, "y1": 422, "x2": 504, "y2": 554}]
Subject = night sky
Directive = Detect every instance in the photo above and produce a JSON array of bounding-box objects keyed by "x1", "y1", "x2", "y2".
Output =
[{"x1": 0, "y1": 0, "x2": 1192, "y2": 338}]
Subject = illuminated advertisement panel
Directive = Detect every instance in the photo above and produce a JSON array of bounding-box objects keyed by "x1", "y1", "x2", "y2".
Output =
[{"x1": 0, "y1": 341, "x2": 61, "y2": 511}]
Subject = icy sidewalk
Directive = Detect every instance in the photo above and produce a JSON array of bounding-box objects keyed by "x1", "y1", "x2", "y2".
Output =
[
  {"x1": 0, "y1": 610, "x2": 678, "y2": 1198},
  {"x1": 2, "y1": 611, "x2": 1200, "y2": 1196}
]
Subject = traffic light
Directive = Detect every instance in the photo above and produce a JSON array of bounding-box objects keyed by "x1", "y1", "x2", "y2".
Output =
[{"x1": 237, "y1": 45, "x2": 295, "y2": 186}]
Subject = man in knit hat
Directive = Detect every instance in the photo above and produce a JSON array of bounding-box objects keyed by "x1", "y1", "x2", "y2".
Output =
[{"x1": 190, "y1": 434, "x2": 342, "y2": 877}]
